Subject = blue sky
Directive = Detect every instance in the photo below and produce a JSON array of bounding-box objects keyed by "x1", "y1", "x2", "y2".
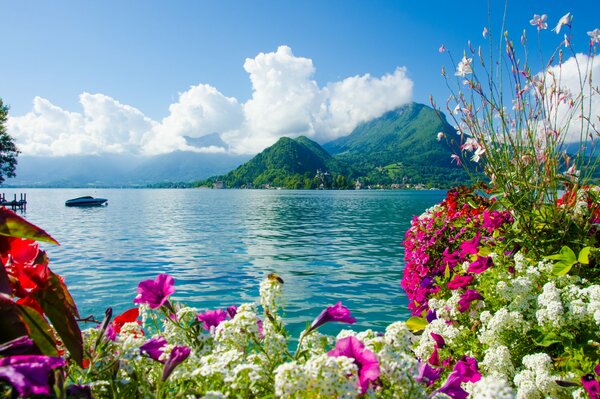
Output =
[{"x1": 1, "y1": 1, "x2": 598, "y2": 156}]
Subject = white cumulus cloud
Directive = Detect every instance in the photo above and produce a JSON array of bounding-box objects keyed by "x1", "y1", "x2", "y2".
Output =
[{"x1": 8, "y1": 45, "x2": 415, "y2": 156}]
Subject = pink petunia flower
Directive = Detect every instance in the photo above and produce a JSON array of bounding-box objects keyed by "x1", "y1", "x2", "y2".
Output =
[
  {"x1": 467, "y1": 256, "x2": 493, "y2": 274},
  {"x1": 197, "y1": 309, "x2": 228, "y2": 332},
  {"x1": 447, "y1": 275, "x2": 474, "y2": 290},
  {"x1": 458, "y1": 289, "x2": 483, "y2": 312},
  {"x1": 133, "y1": 274, "x2": 176, "y2": 310},
  {"x1": 161, "y1": 346, "x2": 191, "y2": 381},
  {"x1": 328, "y1": 336, "x2": 380, "y2": 394},
  {"x1": 309, "y1": 301, "x2": 356, "y2": 332},
  {"x1": 140, "y1": 336, "x2": 168, "y2": 363}
]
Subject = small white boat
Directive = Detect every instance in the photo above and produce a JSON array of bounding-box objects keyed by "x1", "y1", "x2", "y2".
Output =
[{"x1": 65, "y1": 196, "x2": 108, "y2": 207}]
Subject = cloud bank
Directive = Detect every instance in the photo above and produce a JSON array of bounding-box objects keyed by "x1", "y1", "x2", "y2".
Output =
[{"x1": 8, "y1": 46, "x2": 413, "y2": 156}]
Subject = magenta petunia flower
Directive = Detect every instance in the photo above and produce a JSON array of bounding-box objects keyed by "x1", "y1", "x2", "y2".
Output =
[
  {"x1": 447, "y1": 275, "x2": 474, "y2": 290},
  {"x1": 140, "y1": 336, "x2": 168, "y2": 363},
  {"x1": 430, "y1": 332, "x2": 445, "y2": 348},
  {"x1": 434, "y1": 373, "x2": 469, "y2": 399},
  {"x1": 458, "y1": 289, "x2": 483, "y2": 312},
  {"x1": 227, "y1": 305, "x2": 238, "y2": 319},
  {"x1": 428, "y1": 346, "x2": 441, "y2": 366},
  {"x1": 459, "y1": 234, "x2": 480, "y2": 257},
  {"x1": 161, "y1": 345, "x2": 191, "y2": 381},
  {"x1": 309, "y1": 301, "x2": 356, "y2": 332},
  {"x1": 453, "y1": 356, "x2": 481, "y2": 383},
  {"x1": 581, "y1": 374, "x2": 600, "y2": 398},
  {"x1": 133, "y1": 274, "x2": 176, "y2": 309},
  {"x1": 0, "y1": 355, "x2": 65, "y2": 397},
  {"x1": 467, "y1": 256, "x2": 494, "y2": 274},
  {"x1": 415, "y1": 362, "x2": 443, "y2": 387},
  {"x1": 197, "y1": 309, "x2": 228, "y2": 331},
  {"x1": 328, "y1": 336, "x2": 380, "y2": 394}
]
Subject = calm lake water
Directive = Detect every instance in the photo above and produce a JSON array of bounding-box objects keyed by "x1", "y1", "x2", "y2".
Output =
[{"x1": 5, "y1": 188, "x2": 445, "y2": 336}]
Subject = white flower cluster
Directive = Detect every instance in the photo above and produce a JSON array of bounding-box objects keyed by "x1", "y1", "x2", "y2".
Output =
[
  {"x1": 415, "y1": 319, "x2": 462, "y2": 361},
  {"x1": 478, "y1": 307, "x2": 529, "y2": 347},
  {"x1": 214, "y1": 303, "x2": 260, "y2": 350},
  {"x1": 274, "y1": 354, "x2": 360, "y2": 398},
  {"x1": 513, "y1": 353, "x2": 567, "y2": 399},
  {"x1": 535, "y1": 282, "x2": 565, "y2": 328},
  {"x1": 259, "y1": 276, "x2": 285, "y2": 315},
  {"x1": 480, "y1": 345, "x2": 514, "y2": 380},
  {"x1": 470, "y1": 376, "x2": 515, "y2": 399}
]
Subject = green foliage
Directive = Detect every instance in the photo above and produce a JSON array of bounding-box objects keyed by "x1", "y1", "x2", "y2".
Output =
[
  {"x1": 0, "y1": 99, "x2": 19, "y2": 185},
  {"x1": 325, "y1": 103, "x2": 471, "y2": 187},
  {"x1": 196, "y1": 103, "x2": 471, "y2": 189}
]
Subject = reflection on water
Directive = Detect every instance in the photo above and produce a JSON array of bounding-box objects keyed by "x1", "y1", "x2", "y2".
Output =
[{"x1": 8, "y1": 188, "x2": 445, "y2": 335}]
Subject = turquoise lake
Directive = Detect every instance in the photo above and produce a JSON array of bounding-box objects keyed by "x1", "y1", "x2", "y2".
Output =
[{"x1": 5, "y1": 188, "x2": 446, "y2": 336}]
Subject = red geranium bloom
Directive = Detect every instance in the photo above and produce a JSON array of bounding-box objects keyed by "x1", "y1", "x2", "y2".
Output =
[
  {"x1": 1, "y1": 237, "x2": 49, "y2": 297},
  {"x1": 112, "y1": 308, "x2": 141, "y2": 334}
]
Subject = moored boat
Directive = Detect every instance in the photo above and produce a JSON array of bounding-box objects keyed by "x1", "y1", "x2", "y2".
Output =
[{"x1": 65, "y1": 196, "x2": 108, "y2": 207}]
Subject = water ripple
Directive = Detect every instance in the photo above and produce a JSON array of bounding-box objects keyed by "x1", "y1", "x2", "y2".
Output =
[{"x1": 8, "y1": 188, "x2": 445, "y2": 335}]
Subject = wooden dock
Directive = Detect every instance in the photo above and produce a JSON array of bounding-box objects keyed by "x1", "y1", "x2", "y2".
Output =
[{"x1": 0, "y1": 193, "x2": 27, "y2": 211}]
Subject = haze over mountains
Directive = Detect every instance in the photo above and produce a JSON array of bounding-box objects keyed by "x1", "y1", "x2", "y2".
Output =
[{"x1": 7, "y1": 102, "x2": 467, "y2": 188}]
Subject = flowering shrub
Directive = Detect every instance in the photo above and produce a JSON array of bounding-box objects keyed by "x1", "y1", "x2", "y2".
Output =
[{"x1": 403, "y1": 186, "x2": 600, "y2": 398}]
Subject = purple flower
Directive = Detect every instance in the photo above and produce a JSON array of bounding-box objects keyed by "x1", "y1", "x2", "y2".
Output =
[
  {"x1": 415, "y1": 362, "x2": 442, "y2": 387},
  {"x1": 459, "y1": 234, "x2": 480, "y2": 257},
  {"x1": 328, "y1": 336, "x2": 380, "y2": 394},
  {"x1": 161, "y1": 345, "x2": 191, "y2": 381},
  {"x1": 0, "y1": 355, "x2": 65, "y2": 397},
  {"x1": 447, "y1": 275, "x2": 474, "y2": 290},
  {"x1": 458, "y1": 289, "x2": 483, "y2": 313},
  {"x1": 426, "y1": 309, "x2": 437, "y2": 323},
  {"x1": 197, "y1": 309, "x2": 228, "y2": 331},
  {"x1": 309, "y1": 302, "x2": 356, "y2": 332},
  {"x1": 133, "y1": 274, "x2": 176, "y2": 309},
  {"x1": 140, "y1": 336, "x2": 168, "y2": 363},
  {"x1": 467, "y1": 256, "x2": 494, "y2": 274},
  {"x1": 257, "y1": 319, "x2": 264, "y2": 339},
  {"x1": 453, "y1": 356, "x2": 481, "y2": 383},
  {"x1": 582, "y1": 374, "x2": 600, "y2": 398},
  {"x1": 430, "y1": 332, "x2": 445, "y2": 348},
  {"x1": 66, "y1": 384, "x2": 92, "y2": 399},
  {"x1": 103, "y1": 323, "x2": 116, "y2": 341},
  {"x1": 428, "y1": 345, "x2": 441, "y2": 366},
  {"x1": 434, "y1": 373, "x2": 469, "y2": 399},
  {"x1": 227, "y1": 305, "x2": 238, "y2": 319},
  {"x1": 0, "y1": 336, "x2": 35, "y2": 357}
]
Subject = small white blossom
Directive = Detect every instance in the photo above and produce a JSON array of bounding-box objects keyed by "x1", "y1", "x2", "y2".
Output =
[{"x1": 455, "y1": 56, "x2": 473, "y2": 77}]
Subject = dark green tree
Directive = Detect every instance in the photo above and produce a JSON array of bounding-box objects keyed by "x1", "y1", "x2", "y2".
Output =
[{"x1": 0, "y1": 99, "x2": 19, "y2": 184}]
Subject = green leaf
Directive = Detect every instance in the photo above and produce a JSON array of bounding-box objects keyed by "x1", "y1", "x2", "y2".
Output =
[
  {"x1": 578, "y1": 247, "x2": 591, "y2": 265},
  {"x1": 533, "y1": 332, "x2": 563, "y2": 347},
  {"x1": 444, "y1": 264, "x2": 450, "y2": 279},
  {"x1": 406, "y1": 316, "x2": 428, "y2": 332},
  {"x1": 17, "y1": 305, "x2": 59, "y2": 357},
  {"x1": 36, "y1": 274, "x2": 83, "y2": 366},
  {"x1": 545, "y1": 246, "x2": 576, "y2": 262},
  {"x1": 0, "y1": 208, "x2": 58, "y2": 245},
  {"x1": 552, "y1": 261, "x2": 575, "y2": 276}
]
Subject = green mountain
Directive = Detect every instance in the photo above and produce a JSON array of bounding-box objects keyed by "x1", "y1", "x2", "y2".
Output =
[
  {"x1": 323, "y1": 102, "x2": 468, "y2": 187},
  {"x1": 211, "y1": 136, "x2": 345, "y2": 189},
  {"x1": 199, "y1": 102, "x2": 469, "y2": 189}
]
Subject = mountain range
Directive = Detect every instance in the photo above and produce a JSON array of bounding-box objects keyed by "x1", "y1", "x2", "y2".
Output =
[
  {"x1": 203, "y1": 102, "x2": 468, "y2": 189},
  {"x1": 6, "y1": 102, "x2": 468, "y2": 188}
]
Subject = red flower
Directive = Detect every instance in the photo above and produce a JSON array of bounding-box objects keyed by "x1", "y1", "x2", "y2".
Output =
[
  {"x1": 1, "y1": 237, "x2": 49, "y2": 297},
  {"x1": 112, "y1": 308, "x2": 141, "y2": 334}
]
